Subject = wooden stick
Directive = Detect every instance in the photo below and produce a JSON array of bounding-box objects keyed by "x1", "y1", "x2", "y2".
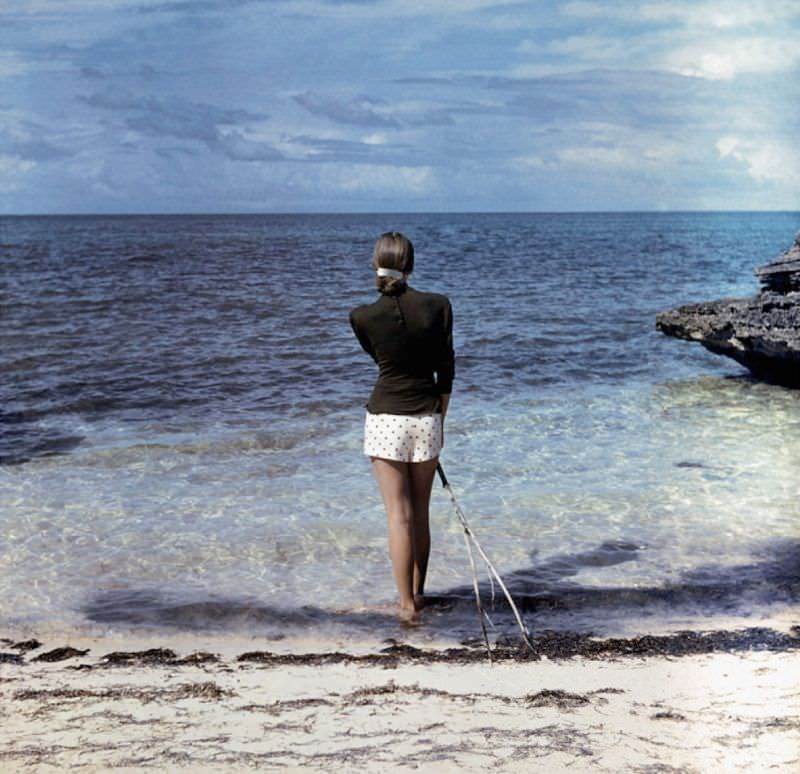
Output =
[
  {"x1": 437, "y1": 463, "x2": 535, "y2": 653},
  {"x1": 460, "y1": 517, "x2": 493, "y2": 662},
  {"x1": 436, "y1": 466, "x2": 491, "y2": 659}
]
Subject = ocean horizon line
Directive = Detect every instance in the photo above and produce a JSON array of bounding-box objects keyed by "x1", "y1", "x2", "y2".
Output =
[{"x1": 2, "y1": 208, "x2": 799, "y2": 219}]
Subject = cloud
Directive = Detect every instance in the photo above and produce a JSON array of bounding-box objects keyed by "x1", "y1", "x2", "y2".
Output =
[
  {"x1": 406, "y1": 108, "x2": 456, "y2": 127},
  {"x1": 716, "y1": 136, "x2": 739, "y2": 158},
  {"x1": 487, "y1": 69, "x2": 714, "y2": 133},
  {"x1": 242, "y1": 0, "x2": 532, "y2": 20},
  {"x1": 293, "y1": 91, "x2": 462, "y2": 130},
  {"x1": 80, "y1": 65, "x2": 106, "y2": 79},
  {"x1": 278, "y1": 131, "x2": 429, "y2": 164},
  {"x1": 217, "y1": 131, "x2": 284, "y2": 161},
  {"x1": 4, "y1": 139, "x2": 73, "y2": 161},
  {"x1": 665, "y1": 37, "x2": 800, "y2": 79},
  {"x1": 556, "y1": 140, "x2": 683, "y2": 170},
  {"x1": 0, "y1": 0, "x2": 202, "y2": 15},
  {"x1": 0, "y1": 0, "x2": 529, "y2": 22},
  {"x1": 0, "y1": 154, "x2": 36, "y2": 192},
  {"x1": 553, "y1": 3, "x2": 800, "y2": 82},
  {"x1": 80, "y1": 89, "x2": 279, "y2": 161},
  {"x1": 293, "y1": 92, "x2": 400, "y2": 128},
  {"x1": 391, "y1": 76, "x2": 457, "y2": 86},
  {"x1": 363, "y1": 133, "x2": 387, "y2": 145},
  {"x1": 283, "y1": 135, "x2": 378, "y2": 161},
  {"x1": 716, "y1": 135, "x2": 800, "y2": 187},
  {"x1": 561, "y1": 1, "x2": 800, "y2": 29},
  {"x1": 0, "y1": 51, "x2": 35, "y2": 77},
  {"x1": 315, "y1": 163, "x2": 434, "y2": 195},
  {"x1": 82, "y1": 89, "x2": 264, "y2": 124},
  {"x1": 534, "y1": 33, "x2": 627, "y2": 62},
  {"x1": 0, "y1": 110, "x2": 75, "y2": 162},
  {"x1": 2, "y1": 0, "x2": 798, "y2": 212}
]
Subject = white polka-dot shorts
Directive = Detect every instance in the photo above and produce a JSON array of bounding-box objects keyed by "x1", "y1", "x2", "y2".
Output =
[{"x1": 363, "y1": 412, "x2": 443, "y2": 463}]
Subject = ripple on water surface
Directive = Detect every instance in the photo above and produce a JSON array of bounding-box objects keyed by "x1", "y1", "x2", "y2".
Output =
[{"x1": 1, "y1": 212, "x2": 799, "y2": 639}]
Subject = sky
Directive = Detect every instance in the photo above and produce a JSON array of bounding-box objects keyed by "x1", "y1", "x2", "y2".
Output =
[{"x1": 1, "y1": 0, "x2": 799, "y2": 213}]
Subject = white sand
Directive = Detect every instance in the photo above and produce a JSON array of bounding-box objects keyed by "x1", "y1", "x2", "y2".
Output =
[{"x1": 1, "y1": 630, "x2": 799, "y2": 772}]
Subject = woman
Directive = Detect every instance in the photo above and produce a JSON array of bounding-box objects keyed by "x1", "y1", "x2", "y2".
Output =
[{"x1": 350, "y1": 232, "x2": 454, "y2": 623}]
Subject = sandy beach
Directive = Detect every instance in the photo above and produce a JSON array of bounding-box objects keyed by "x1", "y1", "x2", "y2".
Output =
[{"x1": 2, "y1": 626, "x2": 799, "y2": 772}]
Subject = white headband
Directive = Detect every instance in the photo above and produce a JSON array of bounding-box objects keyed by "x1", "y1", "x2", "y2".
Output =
[{"x1": 376, "y1": 267, "x2": 405, "y2": 279}]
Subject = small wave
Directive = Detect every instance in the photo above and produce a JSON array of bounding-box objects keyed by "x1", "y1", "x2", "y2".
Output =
[
  {"x1": 0, "y1": 416, "x2": 329, "y2": 467},
  {"x1": 0, "y1": 427, "x2": 85, "y2": 465},
  {"x1": 63, "y1": 428, "x2": 321, "y2": 468},
  {"x1": 5, "y1": 391, "x2": 211, "y2": 425}
]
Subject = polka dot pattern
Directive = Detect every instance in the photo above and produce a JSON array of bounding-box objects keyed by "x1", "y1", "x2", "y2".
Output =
[{"x1": 363, "y1": 412, "x2": 443, "y2": 463}]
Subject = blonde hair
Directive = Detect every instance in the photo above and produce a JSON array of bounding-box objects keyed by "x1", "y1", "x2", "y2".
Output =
[{"x1": 372, "y1": 232, "x2": 414, "y2": 295}]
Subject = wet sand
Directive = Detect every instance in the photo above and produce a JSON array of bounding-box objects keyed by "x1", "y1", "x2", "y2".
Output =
[{"x1": 2, "y1": 627, "x2": 799, "y2": 772}]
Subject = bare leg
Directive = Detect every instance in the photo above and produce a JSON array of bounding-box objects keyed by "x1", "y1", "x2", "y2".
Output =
[
  {"x1": 408, "y1": 457, "x2": 438, "y2": 606},
  {"x1": 372, "y1": 458, "x2": 417, "y2": 618}
]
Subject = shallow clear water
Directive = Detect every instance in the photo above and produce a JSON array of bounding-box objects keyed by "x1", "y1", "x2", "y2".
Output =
[{"x1": 1, "y1": 212, "x2": 799, "y2": 642}]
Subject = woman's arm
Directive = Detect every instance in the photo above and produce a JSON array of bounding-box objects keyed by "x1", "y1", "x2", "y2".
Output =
[
  {"x1": 350, "y1": 310, "x2": 377, "y2": 362},
  {"x1": 434, "y1": 299, "x2": 455, "y2": 395},
  {"x1": 436, "y1": 299, "x2": 454, "y2": 448}
]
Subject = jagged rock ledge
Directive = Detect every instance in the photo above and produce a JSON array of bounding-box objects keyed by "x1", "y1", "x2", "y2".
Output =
[{"x1": 656, "y1": 232, "x2": 800, "y2": 387}]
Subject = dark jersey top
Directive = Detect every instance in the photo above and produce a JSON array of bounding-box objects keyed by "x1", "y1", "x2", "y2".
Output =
[{"x1": 350, "y1": 286, "x2": 454, "y2": 415}]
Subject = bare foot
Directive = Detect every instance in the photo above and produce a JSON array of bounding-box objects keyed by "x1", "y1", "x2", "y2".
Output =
[
  {"x1": 414, "y1": 593, "x2": 425, "y2": 611},
  {"x1": 397, "y1": 605, "x2": 421, "y2": 626}
]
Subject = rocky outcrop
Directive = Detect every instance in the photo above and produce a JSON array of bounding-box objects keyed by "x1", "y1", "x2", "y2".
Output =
[
  {"x1": 656, "y1": 232, "x2": 800, "y2": 387},
  {"x1": 756, "y1": 233, "x2": 800, "y2": 292}
]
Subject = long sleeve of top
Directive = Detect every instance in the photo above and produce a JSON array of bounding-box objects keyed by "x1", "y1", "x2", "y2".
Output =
[{"x1": 350, "y1": 286, "x2": 455, "y2": 415}]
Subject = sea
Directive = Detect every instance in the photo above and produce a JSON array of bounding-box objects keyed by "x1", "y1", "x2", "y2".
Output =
[{"x1": 2, "y1": 212, "x2": 799, "y2": 645}]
